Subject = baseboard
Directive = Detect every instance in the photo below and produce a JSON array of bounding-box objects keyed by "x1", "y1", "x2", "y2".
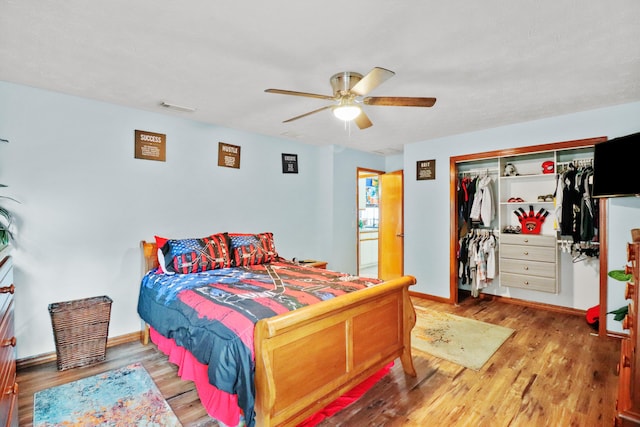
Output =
[
  {"x1": 17, "y1": 331, "x2": 142, "y2": 370},
  {"x1": 411, "y1": 290, "x2": 587, "y2": 317},
  {"x1": 409, "y1": 290, "x2": 452, "y2": 304},
  {"x1": 476, "y1": 293, "x2": 586, "y2": 317}
]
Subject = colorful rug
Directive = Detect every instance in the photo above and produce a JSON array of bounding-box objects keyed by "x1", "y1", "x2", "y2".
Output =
[
  {"x1": 33, "y1": 362, "x2": 182, "y2": 426},
  {"x1": 412, "y1": 306, "x2": 515, "y2": 370}
]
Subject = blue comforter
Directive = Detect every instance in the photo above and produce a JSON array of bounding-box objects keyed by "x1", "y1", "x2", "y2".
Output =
[{"x1": 137, "y1": 260, "x2": 379, "y2": 426}]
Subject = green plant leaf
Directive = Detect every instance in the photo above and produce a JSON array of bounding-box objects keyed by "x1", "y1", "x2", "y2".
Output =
[
  {"x1": 608, "y1": 270, "x2": 632, "y2": 282},
  {"x1": 608, "y1": 305, "x2": 629, "y2": 321}
]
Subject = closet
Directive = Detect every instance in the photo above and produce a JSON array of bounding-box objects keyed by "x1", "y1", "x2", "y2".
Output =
[{"x1": 449, "y1": 136, "x2": 606, "y2": 309}]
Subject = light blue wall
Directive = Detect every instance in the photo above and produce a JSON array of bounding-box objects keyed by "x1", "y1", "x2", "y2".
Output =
[
  {"x1": 0, "y1": 81, "x2": 383, "y2": 358},
  {"x1": 385, "y1": 154, "x2": 403, "y2": 172},
  {"x1": 606, "y1": 196, "x2": 640, "y2": 333},
  {"x1": 2, "y1": 78, "x2": 638, "y2": 358},
  {"x1": 403, "y1": 102, "x2": 640, "y2": 305},
  {"x1": 330, "y1": 146, "x2": 385, "y2": 274}
]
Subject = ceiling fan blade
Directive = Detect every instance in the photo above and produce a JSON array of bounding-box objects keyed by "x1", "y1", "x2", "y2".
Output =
[
  {"x1": 363, "y1": 96, "x2": 437, "y2": 107},
  {"x1": 282, "y1": 105, "x2": 333, "y2": 123},
  {"x1": 265, "y1": 88, "x2": 335, "y2": 101},
  {"x1": 350, "y1": 67, "x2": 395, "y2": 96},
  {"x1": 354, "y1": 110, "x2": 373, "y2": 129}
]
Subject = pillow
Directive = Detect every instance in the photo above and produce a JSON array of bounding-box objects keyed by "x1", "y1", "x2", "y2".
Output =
[
  {"x1": 159, "y1": 233, "x2": 232, "y2": 274},
  {"x1": 229, "y1": 232, "x2": 278, "y2": 266}
]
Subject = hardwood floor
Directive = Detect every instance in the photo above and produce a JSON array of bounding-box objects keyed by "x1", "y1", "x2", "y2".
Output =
[{"x1": 17, "y1": 296, "x2": 621, "y2": 426}]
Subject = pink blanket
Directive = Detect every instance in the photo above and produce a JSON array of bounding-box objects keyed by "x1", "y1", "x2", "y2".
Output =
[{"x1": 150, "y1": 327, "x2": 392, "y2": 426}]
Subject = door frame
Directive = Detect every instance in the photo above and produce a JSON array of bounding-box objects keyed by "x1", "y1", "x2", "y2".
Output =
[
  {"x1": 356, "y1": 167, "x2": 384, "y2": 276},
  {"x1": 449, "y1": 137, "x2": 610, "y2": 336}
]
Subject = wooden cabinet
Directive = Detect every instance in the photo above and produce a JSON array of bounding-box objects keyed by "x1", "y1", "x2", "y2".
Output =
[
  {"x1": 359, "y1": 230, "x2": 378, "y2": 268},
  {"x1": 616, "y1": 241, "x2": 640, "y2": 426},
  {"x1": 0, "y1": 251, "x2": 17, "y2": 427}
]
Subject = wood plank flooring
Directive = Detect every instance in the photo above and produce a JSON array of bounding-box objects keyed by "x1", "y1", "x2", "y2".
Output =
[{"x1": 17, "y1": 296, "x2": 621, "y2": 426}]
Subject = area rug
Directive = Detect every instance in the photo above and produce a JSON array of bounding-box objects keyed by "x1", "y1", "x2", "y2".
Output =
[
  {"x1": 412, "y1": 306, "x2": 515, "y2": 371},
  {"x1": 33, "y1": 362, "x2": 182, "y2": 426}
]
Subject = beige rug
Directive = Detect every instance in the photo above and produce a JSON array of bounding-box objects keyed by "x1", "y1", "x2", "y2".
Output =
[{"x1": 412, "y1": 306, "x2": 515, "y2": 370}]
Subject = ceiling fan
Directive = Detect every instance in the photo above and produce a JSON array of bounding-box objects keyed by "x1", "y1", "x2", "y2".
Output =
[{"x1": 265, "y1": 67, "x2": 436, "y2": 130}]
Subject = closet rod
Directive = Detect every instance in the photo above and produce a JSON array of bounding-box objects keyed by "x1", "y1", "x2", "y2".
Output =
[
  {"x1": 458, "y1": 167, "x2": 499, "y2": 176},
  {"x1": 556, "y1": 158, "x2": 593, "y2": 173},
  {"x1": 556, "y1": 159, "x2": 593, "y2": 166}
]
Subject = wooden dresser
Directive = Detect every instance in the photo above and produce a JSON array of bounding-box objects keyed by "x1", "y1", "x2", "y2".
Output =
[
  {"x1": 0, "y1": 249, "x2": 17, "y2": 427},
  {"x1": 616, "y1": 241, "x2": 640, "y2": 426}
]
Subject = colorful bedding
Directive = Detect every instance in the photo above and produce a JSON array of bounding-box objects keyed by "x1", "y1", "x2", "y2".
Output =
[{"x1": 137, "y1": 259, "x2": 381, "y2": 427}]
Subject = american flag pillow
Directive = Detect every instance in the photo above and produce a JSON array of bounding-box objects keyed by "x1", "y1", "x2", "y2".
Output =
[
  {"x1": 229, "y1": 232, "x2": 278, "y2": 266},
  {"x1": 161, "y1": 233, "x2": 231, "y2": 274}
]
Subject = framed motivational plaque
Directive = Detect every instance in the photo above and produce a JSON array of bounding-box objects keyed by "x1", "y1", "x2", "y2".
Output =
[
  {"x1": 218, "y1": 142, "x2": 241, "y2": 169},
  {"x1": 417, "y1": 159, "x2": 436, "y2": 180},
  {"x1": 134, "y1": 130, "x2": 166, "y2": 161},
  {"x1": 281, "y1": 153, "x2": 298, "y2": 174}
]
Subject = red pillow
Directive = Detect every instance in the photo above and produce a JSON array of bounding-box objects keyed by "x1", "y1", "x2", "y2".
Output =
[{"x1": 228, "y1": 232, "x2": 278, "y2": 266}]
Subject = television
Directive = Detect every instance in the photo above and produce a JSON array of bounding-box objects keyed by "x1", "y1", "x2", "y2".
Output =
[{"x1": 592, "y1": 131, "x2": 640, "y2": 198}]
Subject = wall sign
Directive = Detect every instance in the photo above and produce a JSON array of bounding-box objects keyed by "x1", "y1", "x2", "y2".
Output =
[
  {"x1": 417, "y1": 159, "x2": 436, "y2": 180},
  {"x1": 281, "y1": 153, "x2": 298, "y2": 174},
  {"x1": 134, "y1": 130, "x2": 166, "y2": 161},
  {"x1": 218, "y1": 142, "x2": 241, "y2": 169}
]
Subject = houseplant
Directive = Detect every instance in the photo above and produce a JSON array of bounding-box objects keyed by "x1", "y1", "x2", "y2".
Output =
[
  {"x1": 608, "y1": 269, "x2": 632, "y2": 321},
  {"x1": 0, "y1": 184, "x2": 16, "y2": 245},
  {"x1": 0, "y1": 139, "x2": 17, "y2": 245}
]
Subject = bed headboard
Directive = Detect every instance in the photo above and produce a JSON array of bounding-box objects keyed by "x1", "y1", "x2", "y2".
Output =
[{"x1": 141, "y1": 240, "x2": 159, "y2": 274}]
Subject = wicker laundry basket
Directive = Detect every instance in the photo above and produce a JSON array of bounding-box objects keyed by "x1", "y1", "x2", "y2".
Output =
[{"x1": 48, "y1": 295, "x2": 112, "y2": 371}]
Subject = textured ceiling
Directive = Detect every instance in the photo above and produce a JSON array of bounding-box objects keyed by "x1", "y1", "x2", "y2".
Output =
[{"x1": 1, "y1": 1, "x2": 639, "y2": 155}]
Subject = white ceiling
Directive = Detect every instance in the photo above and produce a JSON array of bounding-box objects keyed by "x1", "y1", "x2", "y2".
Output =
[{"x1": 1, "y1": 1, "x2": 639, "y2": 155}]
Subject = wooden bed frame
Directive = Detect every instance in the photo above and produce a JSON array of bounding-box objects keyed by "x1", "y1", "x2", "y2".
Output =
[{"x1": 140, "y1": 240, "x2": 417, "y2": 426}]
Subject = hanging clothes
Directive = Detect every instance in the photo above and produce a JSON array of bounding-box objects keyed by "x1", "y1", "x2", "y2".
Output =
[
  {"x1": 470, "y1": 175, "x2": 494, "y2": 227},
  {"x1": 560, "y1": 166, "x2": 581, "y2": 240},
  {"x1": 479, "y1": 176, "x2": 495, "y2": 227},
  {"x1": 557, "y1": 162, "x2": 597, "y2": 243},
  {"x1": 458, "y1": 230, "x2": 497, "y2": 297},
  {"x1": 579, "y1": 166, "x2": 597, "y2": 241}
]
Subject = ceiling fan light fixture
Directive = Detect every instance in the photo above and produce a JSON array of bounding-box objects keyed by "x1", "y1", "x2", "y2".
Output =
[{"x1": 333, "y1": 104, "x2": 361, "y2": 121}]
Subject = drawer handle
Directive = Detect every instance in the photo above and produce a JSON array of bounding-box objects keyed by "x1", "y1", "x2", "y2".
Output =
[
  {"x1": 524, "y1": 266, "x2": 529, "y2": 270},
  {"x1": 524, "y1": 239, "x2": 529, "y2": 243},
  {"x1": 523, "y1": 251, "x2": 529, "y2": 256},
  {"x1": 623, "y1": 355, "x2": 631, "y2": 368},
  {"x1": 1, "y1": 336, "x2": 16, "y2": 347},
  {"x1": 524, "y1": 281, "x2": 529, "y2": 285},
  {"x1": 0, "y1": 284, "x2": 15, "y2": 294},
  {"x1": 4, "y1": 382, "x2": 18, "y2": 395}
]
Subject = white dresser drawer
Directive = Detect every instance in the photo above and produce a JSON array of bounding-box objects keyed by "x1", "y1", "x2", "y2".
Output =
[
  {"x1": 501, "y1": 272, "x2": 557, "y2": 293},
  {"x1": 500, "y1": 233, "x2": 556, "y2": 247},
  {"x1": 500, "y1": 258, "x2": 556, "y2": 278},
  {"x1": 500, "y1": 243, "x2": 556, "y2": 263}
]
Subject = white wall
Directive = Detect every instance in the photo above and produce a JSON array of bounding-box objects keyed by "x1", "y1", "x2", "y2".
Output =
[
  {"x1": 0, "y1": 81, "x2": 384, "y2": 358},
  {"x1": 403, "y1": 102, "x2": 640, "y2": 309}
]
